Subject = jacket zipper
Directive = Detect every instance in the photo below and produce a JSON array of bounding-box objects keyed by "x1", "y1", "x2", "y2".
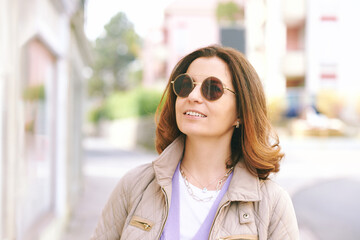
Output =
[
  {"x1": 208, "y1": 200, "x2": 231, "y2": 240},
  {"x1": 130, "y1": 219, "x2": 153, "y2": 231},
  {"x1": 157, "y1": 187, "x2": 169, "y2": 240},
  {"x1": 138, "y1": 221, "x2": 151, "y2": 230}
]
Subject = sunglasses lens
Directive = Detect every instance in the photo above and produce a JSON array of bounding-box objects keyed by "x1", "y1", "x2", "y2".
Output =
[
  {"x1": 173, "y1": 74, "x2": 193, "y2": 97},
  {"x1": 202, "y1": 77, "x2": 224, "y2": 100}
]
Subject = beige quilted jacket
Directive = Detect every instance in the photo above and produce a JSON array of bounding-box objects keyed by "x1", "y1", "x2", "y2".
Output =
[{"x1": 91, "y1": 136, "x2": 299, "y2": 240}]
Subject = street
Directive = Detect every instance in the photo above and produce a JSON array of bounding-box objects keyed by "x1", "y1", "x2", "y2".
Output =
[
  {"x1": 61, "y1": 136, "x2": 360, "y2": 240},
  {"x1": 275, "y1": 136, "x2": 360, "y2": 239}
]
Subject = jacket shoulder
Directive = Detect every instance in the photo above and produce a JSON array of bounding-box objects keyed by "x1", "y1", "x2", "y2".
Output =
[
  {"x1": 259, "y1": 179, "x2": 299, "y2": 239},
  {"x1": 259, "y1": 179, "x2": 294, "y2": 215},
  {"x1": 122, "y1": 163, "x2": 155, "y2": 183},
  {"x1": 90, "y1": 163, "x2": 156, "y2": 239},
  {"x1": 104, "y1": 163, "x2": 155, "y2": 212},
  {"x1": 260, "y1": 179, "x2": 289, "y2": 201},
  {"x1": 116, "y1": 163, "x2": 155, "y2": 197}
]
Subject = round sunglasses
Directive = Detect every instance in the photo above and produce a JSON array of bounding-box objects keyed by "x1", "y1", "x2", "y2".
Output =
[{"x1": 171, "y1": 73, "x2": 236, "y2": 101}]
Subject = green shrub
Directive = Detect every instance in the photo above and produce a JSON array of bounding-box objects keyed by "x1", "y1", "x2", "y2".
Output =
[
  {"x1": 88, "y1": 105, "x2": 106, "y2": 123},
  {"x1": 104, "y1": 90, "x2": 139, "y2": 119},
  {"x1": 23, "y1": 84, "x2": 45, "y2": 101},
  {"x1": 88, "y1": 87, "x2": 163, "y2": 124},
  {"x1": 137, "y1": 88, "x2": 163, "y2": 116}
]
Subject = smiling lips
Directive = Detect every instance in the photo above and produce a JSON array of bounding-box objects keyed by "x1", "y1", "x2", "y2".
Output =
[{"x1": 184, "y1": 111, "x2": 207, "y2": 118}]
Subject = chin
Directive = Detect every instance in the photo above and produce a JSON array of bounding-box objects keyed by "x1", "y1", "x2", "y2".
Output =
[
  {"x1": 180, "y1": 129, "x2": 213, "y2": 139},
  {"x1": 181, "y1": 127, "x2": 235, "y2": 140},
  {"x1": 179, "y1": 128, "x2": 205, "y2": 137}
]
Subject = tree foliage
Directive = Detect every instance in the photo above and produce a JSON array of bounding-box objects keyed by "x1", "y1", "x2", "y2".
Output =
[
  {"x1": 216, "y1": 1, "x2": 244, "y2": 24},
  {"x1": 88, "y1": 12, "x2": 141, "y2": 97}
]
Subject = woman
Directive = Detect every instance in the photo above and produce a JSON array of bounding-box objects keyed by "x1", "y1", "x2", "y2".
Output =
[{"x1": 91, "y1": 45, "x2": 299, "y2": 240}]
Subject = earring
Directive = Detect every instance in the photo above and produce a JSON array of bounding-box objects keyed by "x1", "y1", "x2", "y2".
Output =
[{"x1": 235, "y1": 121, "x2": 240, "y2": 128}]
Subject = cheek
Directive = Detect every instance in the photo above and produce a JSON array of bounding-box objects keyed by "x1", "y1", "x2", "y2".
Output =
[
  {"x1": 175, "y1": 98, "x2": 180, "y2": 114},
  {"x1": 175, "y1": 98, "x2": 182, "y2": 121},
  {"x1": 175, "y1": 98, "x2": 186, "y2": 132},
  {"x1": 213, "y1": 101, "x2": 237, "y2": 123}
]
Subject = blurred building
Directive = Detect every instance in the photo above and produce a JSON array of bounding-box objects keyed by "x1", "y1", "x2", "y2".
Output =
[
  {"x1": 163, "y1": 0, "x2": 220, "y2": 77},
  {"x1": 0, "y1": 0, "x2": 91, "y2": 239},
  {"x1": 246, "y1": 0, "x2": 286, "y2": 99},
  {"x1": 282, "y1": 0, "x2": 306, "y2": 117},
  {"x1": 142, "y1": 27, "x2": 168, "y2": 87},
  {"x1": 143, "y1": 0, "x2": 248, "y2": 84},
  {"x1": 282, "y1": 0, "x2": 360, "y2": 123},
  {"x1": 305, "y1": 0, "x2": 360, "y2": 123},
  {"x1": 143, "y1": 0, "x2": 285, "y2": 97},
  {"x1": 142, "y1": 0, "x2": 360, "y2": 125}
]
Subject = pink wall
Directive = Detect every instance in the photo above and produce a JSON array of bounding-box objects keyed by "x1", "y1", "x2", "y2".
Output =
[
  {"x1": 164, "y1": 0, "x2": 219, "y2": 78},
  {"x1": 28, "y1": 38, "x2": 56, "y2": 86}
]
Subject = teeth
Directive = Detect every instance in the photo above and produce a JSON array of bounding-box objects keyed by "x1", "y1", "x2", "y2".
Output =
[{"x1": 185, "y1": 111, "x2": 206, "y2": 117}]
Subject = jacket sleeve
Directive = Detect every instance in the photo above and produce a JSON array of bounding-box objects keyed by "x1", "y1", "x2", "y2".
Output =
[
  {"x1": 268, "y1": 187, "x2": 300, "y2": 240},
  {"x1": 90, "y1": 177, "x2": 129, "y2": 240}
]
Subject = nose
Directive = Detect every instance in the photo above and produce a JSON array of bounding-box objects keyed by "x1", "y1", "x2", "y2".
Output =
[{"x1": 187, "y1": 83, "x2": 203, "y2": 103}]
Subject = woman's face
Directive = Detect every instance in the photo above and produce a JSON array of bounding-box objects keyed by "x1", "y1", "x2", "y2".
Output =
[{"x1": 175, "y1": 57, "x2": 238, "y2": 140}]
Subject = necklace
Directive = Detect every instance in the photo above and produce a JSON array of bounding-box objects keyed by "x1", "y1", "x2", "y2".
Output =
[
  {"x1": 181, "y1": 164, "x2": 231, "y2": 193},
  {"x1": 179, "y1": 165, "x2": 234, "y2": 202}
]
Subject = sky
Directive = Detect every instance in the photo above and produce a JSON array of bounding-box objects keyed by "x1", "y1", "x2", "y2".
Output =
[{"x1": 85, "y1": 0, "x2": 175, "y2": 41}]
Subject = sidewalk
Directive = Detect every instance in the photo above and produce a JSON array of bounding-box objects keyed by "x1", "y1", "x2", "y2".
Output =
[{"x1": 60, "y1": 138, "x2": 156, "y2": 240}]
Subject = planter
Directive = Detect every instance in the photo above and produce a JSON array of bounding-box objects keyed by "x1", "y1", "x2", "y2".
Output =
[{"x1": 100, "y1": 116, "x2": 157, "y2": 151}]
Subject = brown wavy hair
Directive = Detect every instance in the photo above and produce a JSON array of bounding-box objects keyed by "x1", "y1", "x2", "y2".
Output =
[{"x1": 155, "y1": 45, "x2": 283, "y2": 180}]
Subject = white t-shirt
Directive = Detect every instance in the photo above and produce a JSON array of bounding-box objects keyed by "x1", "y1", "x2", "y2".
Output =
[{"x1": 178, "y1": 168, "x2": 220, "y2": 240}]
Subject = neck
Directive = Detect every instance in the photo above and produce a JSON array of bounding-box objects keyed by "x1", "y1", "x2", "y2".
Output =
[{"x1": 181, "y1": 135, "x2": 232, "y2": 189}]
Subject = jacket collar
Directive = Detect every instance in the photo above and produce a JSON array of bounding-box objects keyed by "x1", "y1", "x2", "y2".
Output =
[
  {"x1": 152, "y1": 135, "x2": 185, "y2": 187},
  {"x1": 226, "y1": 161, "x2": 262, "y2": 201},
  {"x1": 152, "y1": 135, "x2": 261, "y2": 202}
]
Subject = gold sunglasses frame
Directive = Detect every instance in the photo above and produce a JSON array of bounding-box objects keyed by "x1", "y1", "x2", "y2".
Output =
[{"x1": 171, "y1": 73, "x2": 236, "y2": 100}]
